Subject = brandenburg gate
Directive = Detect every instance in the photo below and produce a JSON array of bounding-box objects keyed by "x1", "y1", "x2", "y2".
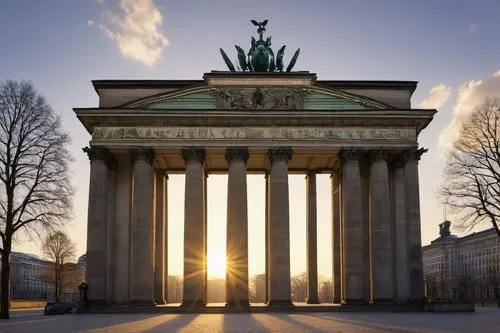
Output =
[{"x1": 75, "y1": 20, "x2": 435, "y2": 309}]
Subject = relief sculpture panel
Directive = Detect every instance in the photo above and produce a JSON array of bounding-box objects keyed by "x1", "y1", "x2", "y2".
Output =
[
  {"x1": 210, "y1": 87, "x2": 309, "y2": 110},
  {"x1": 93, "y1": 126, "x2": 416, "y2": 141}
]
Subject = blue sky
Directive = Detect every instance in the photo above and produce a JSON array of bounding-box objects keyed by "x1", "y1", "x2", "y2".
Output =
[{"x1": 1, "y1": 0, "x2": 500, "y2": 279}]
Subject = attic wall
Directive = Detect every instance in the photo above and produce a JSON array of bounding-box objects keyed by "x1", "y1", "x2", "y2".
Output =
[
  {"x1": 98, "y1": 88, "x2": 177, "y2": 107},
  {"x1": 341, "y1": 89, "x2": 411, "y2": 109}
]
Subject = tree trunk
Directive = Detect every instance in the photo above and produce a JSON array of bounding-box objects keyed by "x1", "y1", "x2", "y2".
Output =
[
  {"x1": 55, "y1": 263, "x2": 59, "y2": 303},
  {"x1": 0, "y1": 242, "x2": 12, "y2": 319}
]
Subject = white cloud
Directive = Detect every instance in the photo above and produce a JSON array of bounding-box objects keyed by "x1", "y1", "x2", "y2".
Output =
[
  {"x1": 417, "y1": 83, "x2": 452, "y2": 109},
  {"x1": 469, "y1": 23, "x2": 478, "y2": 32},
  {"x1": 89, "y1": 0, "x2": 169, "y2": 66},
  {"x1": 439, "y1": 70, "x2": 500, "y2": 149}
]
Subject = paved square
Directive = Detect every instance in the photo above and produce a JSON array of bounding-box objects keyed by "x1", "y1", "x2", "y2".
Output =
[{"x1": 1, "y1": 308, "x2": 499, "y2": 333}]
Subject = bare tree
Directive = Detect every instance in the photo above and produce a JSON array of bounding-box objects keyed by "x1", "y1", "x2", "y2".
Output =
[
  {"x1": 291, "y1": 272, "x2": 307, "y2": 302},
  {"x1": 41, "y1": 231, "x2": 76, "y2": 303},
  {"x1": 0, "y1": 80, "x2": 73, "y2": 319},
  {"x1": 440, "y1": 99, "x2": 500, "y2": 238},
  {"x1": 318, "y1": 278, "x2": 333, "y2": 303},
  {"x1": 167, "y1": 275, "x2": 183, "y2": 303}
]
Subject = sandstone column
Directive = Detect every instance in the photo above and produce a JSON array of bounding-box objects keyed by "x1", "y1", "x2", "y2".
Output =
[
  {"x1": 83, "y1": 146, "x2": 115, "y2": 305},
  {"x1": 393, "y1": 161, "x2": 409, "y2": 303},
  {"x1": 340, "y1": 150, "x2": 366, "y2": 304},
  {"x1": 404, "y1": 147, "x2": 427, "y2": 302},
  {"x1": 265, "y1": 171, "x2": 270, "y2": 304},
  {"x1": 181, "y1": 148, "x2": 206, "y2": 307},
  {"x1": 154, "y1": 169, "x2": 166, "y2": 305},
  {"x1": 106, "y1": 165, "x2": 116, "y2": 304},
  {"x1": 267, "y1": 148, "x2": 293, "y2": 306},
  {"x1": 204, "y1": 173, "x2": 208, "y2": 302},
  {"x1": 113, "y1": 153, "x2": 132, "y2": 304},
  {"x1": 306, "y1": 171, "x2": 320, "y2": 304},
  {"x1": 225, "y1": 148, "x2": 250, "y2": 306},
  {"x1": 331, "y1": 171, "x2": 342, "y2": 304},
  {"x1": 130, "y1": 148, "x2": 155, "y2": 305},
  {"x1": 164, "y1": 174, "x2": 169, "y2": 303},
  {"x1": 369, "y1": 150, "x2": 394, "y2": 303}
]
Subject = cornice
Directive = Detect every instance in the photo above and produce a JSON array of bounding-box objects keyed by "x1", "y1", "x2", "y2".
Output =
[{"x1": 74, "y1": 108, "x2": 436, "y2": 135}]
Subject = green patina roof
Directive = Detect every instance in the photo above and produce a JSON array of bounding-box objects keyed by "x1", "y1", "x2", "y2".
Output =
[
  {"x1": 303, "y1": 92, "x2": 369, "y2": 110},
  {"x1": 147, "y1": 91, "x2": 216, "y2": 109},
  {"x1": 140, "y1": 88, "x2": 378, "y2": 110}
]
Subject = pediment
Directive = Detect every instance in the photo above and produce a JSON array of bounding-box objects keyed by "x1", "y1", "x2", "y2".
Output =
[{"x1": 123, "y1": 85, "x2": 391, "y2": 111}]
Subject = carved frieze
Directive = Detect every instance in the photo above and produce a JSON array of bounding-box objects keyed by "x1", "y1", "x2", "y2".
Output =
[
  {"x1": 210, "y1": 87, "x2": 309, "y2": 110},
  {"x1": 92, "y1": 127, "x2": 416, "y2": 141}
]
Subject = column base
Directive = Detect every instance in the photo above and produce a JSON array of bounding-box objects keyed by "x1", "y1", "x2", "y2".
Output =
[
  {"x1": 181, "y1": 300, "x2": 206, "y2": 307},
  {"x1": 342, "y1": 298, "x2": 369, "y2": 305},
  {"x1": 372, "y1": 298, "x2": 395, "y2": 304},
  {"x1": 306, "y1": 299, "x2": 320, "y2": 304},
  {"x1": 129, "y1": 300, "x2": 156, "y2": 306},
  {"x1": 154, "y1": 299, "x2": 167, "y2": 305},
  {"x1": 226, "y1": 299, "x2": 250, "y2": 307},
  {"x1": 332, "y1": 297, "x2": 341, "y2": 304},
  {"x1": 267, "y1": 299, "x2": 294, "y2": 307},
  {"x1": 87, "y1": 299, "x2": 107, "y2": 306}
]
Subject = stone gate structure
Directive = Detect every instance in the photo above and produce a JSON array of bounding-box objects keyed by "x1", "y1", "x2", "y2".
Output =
[{"x1": 75, "y1": 71, "x2": 435, "y2": 308}]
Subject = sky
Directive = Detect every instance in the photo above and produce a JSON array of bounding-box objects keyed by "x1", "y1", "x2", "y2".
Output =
[{"x1": 1, "y1": 0, "x2": 500, "y2": 281}]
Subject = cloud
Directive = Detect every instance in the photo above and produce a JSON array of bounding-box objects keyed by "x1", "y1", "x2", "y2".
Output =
[
  {"x1": 469, "y1": 23, "x2": 478, "y2": 32},
  {"x1": 417, "y1": 83, "x2": 452, "y2": 109},
  {"x1": 89, "y1": 0, "x2": 169, "y2": 66},
  {"x1": 439, "y1": 70, "x2": 500, "y2": 149}
]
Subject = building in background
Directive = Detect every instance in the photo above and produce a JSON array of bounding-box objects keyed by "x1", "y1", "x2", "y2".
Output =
[
  {"x1": 423, "y1": 221, "x2": 500, "y2": 301},
  {"x1": 0, "y1": 252, "x2": 86, "y2": 302},
  {"x1": 1, "y1": 252, "x2": 53, "y2": 300}
]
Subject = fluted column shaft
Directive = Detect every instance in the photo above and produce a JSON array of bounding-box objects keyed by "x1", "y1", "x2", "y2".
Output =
[
  {"x1": 154, "y1": 170, "x2": 166, "y2": 305},
  {"x1": 369, "y1": 151, "x2": 394, "y2": 303},
  {"x1": 182, "y1": 148, "x2": 206, "y2": 307},
  {"x1": 130, "y1": 148, "x2": 155, "y2": 305},
  {"x1": 225, "y1": 148, "x2": 250, "y2": 306},
  {"x1": 267, "y1": 148, "x2": 293, "y2": 306},
  {"x1": 306, "y1": 171, "x2": 319, "y2": 304},
  {"x1": 404, "y1": 148, "x2": 427, "y2": 302},
  {"x1": 393, "y1": 165, "x2": 409, "y2": 303},
  {"x1": 340, "y1": 150, "x2": 366, "y2": 304},
  {"x1": 265, "y1": 172, "x2": 270, "y2": 304},
  {"x1": 84, "y1": 147, "x2": 114, "y2": 305},
  {"x1": 106, "y1": 166, "x2": 116, "y2": 304},
  {"x1": 331, "y1": 172, "x2": 342, "y2": 304}
]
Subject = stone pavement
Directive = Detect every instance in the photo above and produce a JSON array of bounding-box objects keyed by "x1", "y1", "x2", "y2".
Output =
[{"x1": 1, "y1": 308, "x2": 499, "y2": 333}]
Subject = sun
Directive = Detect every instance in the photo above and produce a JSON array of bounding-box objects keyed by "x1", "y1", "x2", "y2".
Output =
[{"x1": 208, "y1": 251, "x2": 226, "y2": 279}]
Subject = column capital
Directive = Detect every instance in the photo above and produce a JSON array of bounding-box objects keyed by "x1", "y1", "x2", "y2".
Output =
[
  {"x1": 339, "y1": 149, "x2": 363, "y2": 165},
  {"x1": 403, "y1": 147, "x2": 428, "y2": 162},
  {"x1": 306, "y1": 169, "x2": 317, "y2": 179},
  {"x1": 268, "y1": 148, "x2": 293, "y2": 164},
  {"x1": 225, "y1": 147, "x2": 249, "y2": 164},
  {"x1": 181, "y1": 147, "x2": 206, "y2": 163},
  {"x1": 390, "y1": 147, "x2": 428, "y2": 168},
  {"x1": 369, "y1": 149, "x2": 389, "y2": 162},
  {"x1": 83, "y1": 146, "x2": 116, "y2": 168},
  {"x1": 132, "y1": 148, "x2": 155, "y2": 165}
]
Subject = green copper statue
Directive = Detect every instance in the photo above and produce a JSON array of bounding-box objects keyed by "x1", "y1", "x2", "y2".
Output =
[{"x1": 220, "y1": 19, "x2": 300, "y2": 72}]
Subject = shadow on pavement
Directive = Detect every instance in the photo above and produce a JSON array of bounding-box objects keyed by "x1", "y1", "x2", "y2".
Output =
[{"x1": 222, "y1": 313, "x2": 271, "y2": 333}]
